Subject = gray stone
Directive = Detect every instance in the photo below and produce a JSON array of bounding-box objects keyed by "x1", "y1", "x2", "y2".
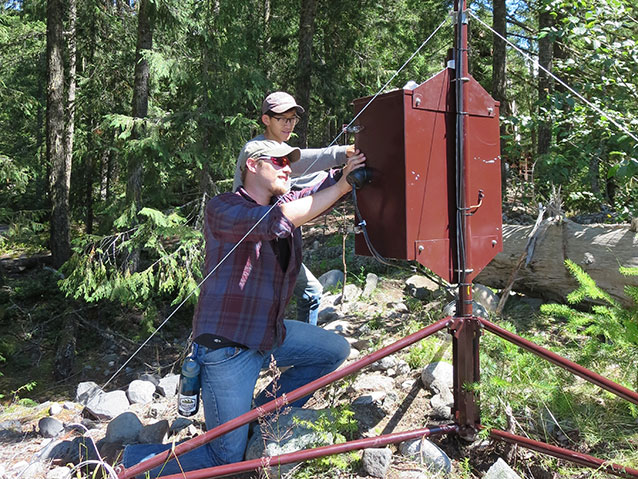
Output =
[
  {"x1": 484, "y1": 458, "x2": 522, "y2": 479},
  {"x1": 362, "y1": 273, "x2": 379, "y2": 298},
  {"x1": 85, "y1": 390, "x2": 129, "y2": 420},
  {"x1": 75, "y1": 381, "x2": 102, "y2": 406},
  {"x1": 139, "y1": 419, "x2": 170, "y2": 444},
  {"x1": 245, "y1": 408, "x2": 335, "y2": 477},
  {"x1": 105, "y1": 411, "x2": 143, "y2": 444},
  {"x1": 8, "y1": 461, "x2": 45, "y2": 479},
  {"x1": 398, "y1": 438, "x2": 451, "y2": 474},
  {"x1": 127, "y1": 379, "x2": 156, "y2": 404},
  {"x1": 405, "y1": 275, "x2": 440, "y2": 300},
  {"x1": 370, "y1": 356, "x2": 398, "y2": 371},
  {"x1": 139, "y1": 373, "x2": 160, "y2": 386},
  {"x1": 158, "y1": 374, "x2": 180, "y2": 398},
  {"x1": 353, "y1": 391, "x2": 386, "y2": 405},
  {"x1": 46, "y1": 466, "x2": 72, "y2": 479},
  {"x1": 38, "y1": 417, "x2": 64, "y2": 438},
  {"x1": 170, "y1": 417, "x2": 193, "y2": 432},
  {"x1": 361, "y1": 448, "x2": 393, "y2": 478},
  {"x1": 472, "y1": 283, "x2": 500, "y2": 313},
  {"x1": 421, "y1": 362, "x2": 453, "y2": 391},
  {"x1": 323, "y1": 319, "x2": 354, "y2": 336},
  {"x1": 335, "y1": 284, "x2": 362, "y2": 303},
  {"x1": 430, "y1": 393, "x2": 453, "y2": 419},
  {"x1": 63, "y1": 401, "x2": 76, "y2": 410},
  {"x1": 49, "y1": 403, "x2": 63, "y2": 416},
  {"x1": 318, "y1": 269, "x2": 344, "y2": 289},
  {"x1": 352, "y1": 373, "x2": 395, "y2": 393}
]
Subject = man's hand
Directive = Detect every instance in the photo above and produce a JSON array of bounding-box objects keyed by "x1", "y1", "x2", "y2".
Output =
[
  {"x1": 345, "y1": 145, "x2": 359, "y2": 158},
  {"x1": 337, "y1": 152, "x2": 366, "y2": 195}
]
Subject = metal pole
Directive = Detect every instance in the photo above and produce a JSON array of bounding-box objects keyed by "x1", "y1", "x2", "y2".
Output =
[
  {"x1": 451, "y1": 0, "x2": 480, "y2": 439},
  {"x1": 490, "y1": 429, "x2": 638, "y2": 478},
  {"x1": 480, "y1": 318, "x2": 638, "y2": 405},
  {"x1": 158, "y1": 424, "x2": 459, "y2": 479},
  {"x1": 117, "y1": 318, "x2": 450, "y2": 478}
]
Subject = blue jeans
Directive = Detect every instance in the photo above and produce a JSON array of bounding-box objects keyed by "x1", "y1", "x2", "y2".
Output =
[
  {"x1": 293, "y1": 263, "x2": 323, "y2": 326},
  {"x1": 122, "y1": 320, "x2": 349, "y2": 477}
]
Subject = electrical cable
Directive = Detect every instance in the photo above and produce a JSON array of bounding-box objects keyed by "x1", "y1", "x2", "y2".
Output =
[{"x1": 99, "y1": 15, "x2": 453, "y2": 391}]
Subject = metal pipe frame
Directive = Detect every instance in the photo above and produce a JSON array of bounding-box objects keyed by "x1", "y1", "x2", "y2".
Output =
[
  {"x1": 489, "y1": 428, "x2": 638, "y2": 479},
  {"x1": 117, "y1": 317, "x2": 450, "y2": 478},
  {"x1": 480, "y1": 317, "x2": 638, "y2": 406},
  {"x1": 157, "y1": 424, "x2": 459, "y2": 479}
]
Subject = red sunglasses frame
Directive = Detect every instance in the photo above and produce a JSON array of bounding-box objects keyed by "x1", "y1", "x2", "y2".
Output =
[{"x1": 259, "y1": 156, "x2": 291, "y2": 168}]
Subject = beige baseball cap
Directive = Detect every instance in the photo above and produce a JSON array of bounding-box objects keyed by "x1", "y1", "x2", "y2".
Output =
[
  {"x1": 237, "y1": 139, "x2": 301, "y2": 172},
  {"x1": 261, "y1": 92, "x2": 305, "y2": 115}
]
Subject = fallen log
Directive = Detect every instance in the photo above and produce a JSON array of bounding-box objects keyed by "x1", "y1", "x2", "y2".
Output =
[{"x1": 476, "y1": 219, "x2": 638, "y2": 307}]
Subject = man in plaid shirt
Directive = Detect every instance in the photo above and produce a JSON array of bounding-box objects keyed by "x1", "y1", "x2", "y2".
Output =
[{"x1": 123, "y1": 139, "x2": 366, "y2": 476}]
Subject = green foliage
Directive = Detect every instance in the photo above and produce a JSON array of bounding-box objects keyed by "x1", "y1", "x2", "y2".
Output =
[
  {"x1": 59, "y1": 205, "x2": 203, "y2": 309},
  {"x1": 292, "y1": 406, "x2": 360, "y2": 477}
]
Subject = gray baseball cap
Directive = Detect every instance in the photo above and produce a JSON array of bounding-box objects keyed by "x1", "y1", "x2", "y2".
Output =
[
  {"x1": 261, "y1": 92, "x2": 305, "y2": 115},
  {"x1": 237, "y1": 139, "x2": 301, "y2": 172}
]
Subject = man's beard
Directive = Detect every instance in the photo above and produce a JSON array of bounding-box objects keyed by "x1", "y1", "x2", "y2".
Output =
[{"x1": 270, "y1": 180, "x2": 289, "y2": 197}]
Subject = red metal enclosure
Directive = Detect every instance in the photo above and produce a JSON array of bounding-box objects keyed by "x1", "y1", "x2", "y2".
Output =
[{"x1": 352, "y1": 68, "x2": 503, "y2": 283}]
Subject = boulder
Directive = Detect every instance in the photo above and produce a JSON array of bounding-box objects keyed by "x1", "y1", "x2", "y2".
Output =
[
  {"x1": 484, "y1": 458, "x2": 522, "y2": 479},
  {"x1": 398, "y1": 438, "x2": 451, "y2": 474},
  {"x1": 105, "y1": 412, "x2": 143, "y2": 444},
  {"x1": 38, "y1": 417, "x2": 64, "y2": 438},
  {"x1": 361, "y1": 447, "x2": 393, "y2": 478},
  {"x1": 85, "y1": 390, "x2": 129, "y2": 420},
  {"x1": 421, "y1": 362, "x2": 453, "y2": 391},
  {"x1": 127, "y1": 379, "x2": 156, "y2": 404}
]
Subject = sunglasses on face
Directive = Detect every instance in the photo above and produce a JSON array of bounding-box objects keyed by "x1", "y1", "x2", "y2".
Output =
[
  {"x1": 259, "y1": 156, "x2": 291, "y2": 168},
  {"x1": 271, "y1": 116, "x2": 300, "y2": 126}
]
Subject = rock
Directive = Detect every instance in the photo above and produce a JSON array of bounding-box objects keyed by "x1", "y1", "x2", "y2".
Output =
[
  {"x1": 170, "y1": 417, "x2": 193, "y2": 433},
  {"x1": 406, "y1": 275, "x2": 440, "y2": 300},
  {"x1": 362, "y1": 273, "x2": 379, "y2": 298},
  {"x1": 49, "y1": 403, "x2": 63, "y2": 416},
  {"x1": 352, "y1": 373, "x2": 395, "y2": 393},
  {"x1": 138, "y1": 373, "x2": 159, "y2": 386},
  {"x1": 318, "y1": 269, "x2": 344, "y2": 289},
  {"x1": 361, "y1": 447, "x2": 393, "y2": 478},
  {"x1": 245, "y1": 408, "x2": 335, "y2": 477},
  {"x1": 353, "y1": 391, "x2": 386, "y2": 405},
  {"x1": 46, "y1": 466, "x2": 72, "y2": 479},
  {"x1": 139, "y1": 420, "x2": 170, "y2": 444},
  {"x1": 323, "y1": 319, "x2": 354, "y2": 336},
  {"x1": 399, "y1": 438, "x2": 452, "y2": 474},
  {"x1": 158, "y1": 374, "x2": 180, "y2": 398},
  {"x1": 67, "y1": 436, "x2": 100, "y2": 463},
  {"x1": 63, "y1": 401, "x2": 76, "y2": 410},
  {"x1": 75, "y1": 381, "x2": 102, "y2": 405},
  {"x1": 38, "y1": 417, "x2": 64, "y2": 438},
  {"x1": 127, "y1": 379, "x2": 156, "y2": 404},
  {"x1": 370, "y1": 356, "x2": 398, "y2": 371},
  {"x1": 430, "y1": 393, "x2": 453, "y2": 419},
  {"x1": 484, "y1": 458, "x2": 522, "y2": 478},
  {"x1": 472, "y1": 283, "x2": 500, "y2": 313},
  {"x1": 105, "y1": 411, "x2": 143, "y2": 444},
  {"x1": 84, "y1": 390, "x2": 129, "y2": 420},
  {"x1": 8, "y1": 461, "x2": 45, "y2": 479},
  {"x1": 421, "y1": 362, "x2": 453, "y2": 391},
  {"x1": 336, "y1": 284, "x2": 362, "y2": 303}
]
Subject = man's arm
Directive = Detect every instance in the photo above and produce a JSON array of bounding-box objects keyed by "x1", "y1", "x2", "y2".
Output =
[{"x1": 280, "y1": 153, "x2": 365, "y2": 228}]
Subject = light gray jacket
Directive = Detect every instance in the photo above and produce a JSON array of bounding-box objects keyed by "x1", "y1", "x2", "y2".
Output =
[{"x1": 233, "y1": 134, "x2": 348, "y2": 191}]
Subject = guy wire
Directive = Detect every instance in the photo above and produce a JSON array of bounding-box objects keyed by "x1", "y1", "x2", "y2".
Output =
[
  {"x1": 468, "y1": 10, "x2": 638, "y2": 145},
  {"x1": 100, "y1": 14, "x2": 452, "y2": 391}
]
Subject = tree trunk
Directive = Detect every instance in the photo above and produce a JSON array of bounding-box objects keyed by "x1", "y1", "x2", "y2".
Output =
[
  {"x1": 476, "y1": 220, "x2": 638, "y2": 307},
  {"x1": 491, "y1": 0, "x2": 508, "y2": 194},
  {"x1": 295, "y1": 0, "x2": 316, "y2": 149},
  {"x1": 65, "y1": 0, "x2": 77, "y2": 232},
  {"x1": 126, "y1": 0, "x2": 154, "y2": 272},
  {"x1": 537, "y1": 6, "x2": 554, "y2": 157},
  {"x1": 47, "y1": 0, "x2": 71, "y2": 269}
]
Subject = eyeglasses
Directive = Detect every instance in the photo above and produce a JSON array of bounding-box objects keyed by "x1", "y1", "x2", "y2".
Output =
[
  {"x1": 259, "y1": 156, "x2": 291, "y2": 168},
  {"x1": 271, "y1": 116, "x2": 300, "y2": 126}
]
